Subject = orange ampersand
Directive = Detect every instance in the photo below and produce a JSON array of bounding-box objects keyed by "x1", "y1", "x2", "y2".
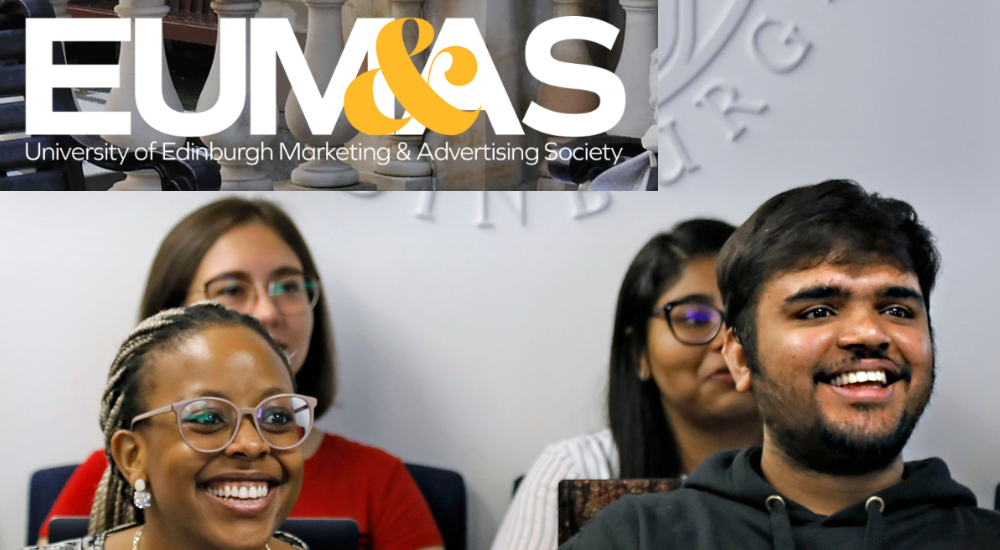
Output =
[{"x1": 345, "y1": 18, "x2": 481, "y2": 136}]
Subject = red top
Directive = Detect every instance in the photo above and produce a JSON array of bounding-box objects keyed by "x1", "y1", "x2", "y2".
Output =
[{"x1": 40, "y1": 433, "x2": 443, "y2": 550}]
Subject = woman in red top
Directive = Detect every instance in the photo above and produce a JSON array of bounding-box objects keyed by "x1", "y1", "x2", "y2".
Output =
[{"x1": 38, "y1": 198, "x2": 443, "y2": 550}]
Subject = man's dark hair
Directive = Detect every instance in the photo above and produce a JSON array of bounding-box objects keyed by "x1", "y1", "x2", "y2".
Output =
[{"x1": 717, "y1": 180, "x2": 940, "y2": 368}]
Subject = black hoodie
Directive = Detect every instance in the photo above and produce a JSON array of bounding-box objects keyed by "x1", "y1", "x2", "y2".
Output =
[{"x1": 559, "y1": 447, "x2": 1000, "y2": 550}]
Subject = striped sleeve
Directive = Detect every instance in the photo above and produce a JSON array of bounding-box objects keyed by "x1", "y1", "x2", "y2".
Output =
[{"x1": 490, "y1": 431, "x2": 617, "y2": 550}]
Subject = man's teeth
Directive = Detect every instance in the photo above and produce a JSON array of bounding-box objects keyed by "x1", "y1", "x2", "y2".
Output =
[
  {"x1": 830, "y1": 370, "x2": 887, "y2": 387},
  {"x1": 206, "y1": 482, "x2": 270, "y2": 500}
]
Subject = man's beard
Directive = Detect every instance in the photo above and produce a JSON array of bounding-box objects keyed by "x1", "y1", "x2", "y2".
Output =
[{"x1": 746, "y1": 348, "x2": 934, "y2": 476}]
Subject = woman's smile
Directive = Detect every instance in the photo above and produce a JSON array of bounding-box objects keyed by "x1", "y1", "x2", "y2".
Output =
[
  {"x1": 200, "y1": 479, "x2": 280, "y2": 517},
  {"x1": 198, "y1": 471, "x2": 283, "y2": 517}
]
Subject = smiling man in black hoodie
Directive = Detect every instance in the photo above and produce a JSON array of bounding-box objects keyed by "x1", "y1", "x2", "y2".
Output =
[{"x1": 559, "y1": 180, "x2": 1000, "y2": 550}]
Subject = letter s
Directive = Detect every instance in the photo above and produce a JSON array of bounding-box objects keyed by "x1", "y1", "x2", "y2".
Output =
[{"x1": 521, "y1": 17, "x2": 625, "y2": 137}]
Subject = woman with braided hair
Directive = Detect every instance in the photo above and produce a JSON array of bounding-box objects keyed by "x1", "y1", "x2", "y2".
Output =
[
  {"x1": 26, "y1": 302, "x2": 312, "y2": 550},
  {"x1": 37, "y1": 198, "x2": 443, "y2": 550}
]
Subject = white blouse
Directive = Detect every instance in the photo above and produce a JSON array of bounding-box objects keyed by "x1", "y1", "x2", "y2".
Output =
[{"x1": 491, "y1": 430, "x2": 620, "y2": 550}]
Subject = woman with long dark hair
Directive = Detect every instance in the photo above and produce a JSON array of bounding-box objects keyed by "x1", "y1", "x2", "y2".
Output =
[{"x1": 491, "y1": 219, "x2": 763, "y2": 550}]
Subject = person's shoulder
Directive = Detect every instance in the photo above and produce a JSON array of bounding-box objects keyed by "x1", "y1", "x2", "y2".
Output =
[
  {"x1": 578, "y1": 488, "x2": 700, "y2": 532},
  {"x1": 77, "y1": 449, "x2": 108, "y2": 473},
  {"x1": 23, "y1": 540, "x2": 86, "y2": 550},
  {"x1": 314, "y1": 433, "x2": 405, "y2": 470},
  {"x1": 24, "y1": 532, "x2": 102, "y2": 550},
  {"x1": 929, "y1": 506, "x2": 1000, "y2": 546},
  {"x1": 611, "y1": 489, "x2": 693, "y2": 513},
  {"x1": 543, "y1": 430, "x2": 616, "y2": 464},
  {"x1": 548, "y1": 429, "x2": 614, "y2": 450},
  {"x1": 558, "y1": 493, "x2": 680, "y2": 550},
  {"x1": 962, "y1": 506, "x2": 1000, "y2": 526}
]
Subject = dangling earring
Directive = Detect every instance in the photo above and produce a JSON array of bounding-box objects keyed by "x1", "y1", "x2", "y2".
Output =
[
  {"x1": 638, "y1": 366, "x2": 651, "y2": 381},
  {"x1": 133, "y1": 478, "x2": 152, "y2": 509}
]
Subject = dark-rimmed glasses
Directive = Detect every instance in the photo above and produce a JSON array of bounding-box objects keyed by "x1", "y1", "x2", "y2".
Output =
[
  {"x1": 651, "y1": 299, "x2": 725, "y2": 345},
  {"x1": 199, "y1": 272, "x2": 320, "y2": 317},
  {"x1": 130, "y1": 394, "x2": 317, "y2": 452}
]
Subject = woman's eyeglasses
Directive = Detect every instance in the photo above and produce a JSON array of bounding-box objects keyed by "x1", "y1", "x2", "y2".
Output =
[
  {"x1": 130, "y1": 394, "x2": 317, "y2": 452},
  {"x1": 651, "y1": 299, "x2": 725, "y2": 345},
  {"x1": 200, "y1": 273, "x2": 320, "y2": 317}
]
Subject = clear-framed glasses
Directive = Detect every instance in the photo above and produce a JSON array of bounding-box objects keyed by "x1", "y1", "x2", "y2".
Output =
[
  {"x1": 201, "y1": 272, "x2": 320, "y2": 317},
  {"x1": 651, "y1": 299, "x2": 725, "y2": 345},
  {"x1": 130, "y1": 394, "x2": 317, "y2": 452}
]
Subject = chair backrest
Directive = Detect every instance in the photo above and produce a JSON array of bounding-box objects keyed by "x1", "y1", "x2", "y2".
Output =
[
  {"x1": 27, "y1": 464, "x2": 79, "y2": 545},
  {"x1": 405, "y1": 463, "x2": 467, "y2": 550},
  {"x1": 0, "y1": 0, "x2": 87, "y2": 190},
  {"x1": 30, "y1": 462, "x2": 466, "y2": 550},
  {"x1": 556, "y1": 478, "x2": 682, "y2": 545}
]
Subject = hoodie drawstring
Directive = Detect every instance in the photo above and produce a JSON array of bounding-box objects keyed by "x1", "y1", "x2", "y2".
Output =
[
  {"x1": 765, "y1": 494, "x2": 885, "y2": 550},
  {"x1": 766, "y1": 496, "x2": 795, "y2": 550},
  {"x1": 863, "y1": 496, "x2": 885, "y2": 550}
]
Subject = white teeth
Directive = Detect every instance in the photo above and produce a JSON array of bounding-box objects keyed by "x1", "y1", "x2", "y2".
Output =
[
  {"x1": 831, "y1": 370, "x2": 888, "y2": 387},
  {"x1": 209, "y1": 482, "x2": 270, "y2": 499}
]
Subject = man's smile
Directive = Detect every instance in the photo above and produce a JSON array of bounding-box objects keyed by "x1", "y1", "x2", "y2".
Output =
[{"x1": 813, "y1": 359, "x2": 912, "y2": 404}]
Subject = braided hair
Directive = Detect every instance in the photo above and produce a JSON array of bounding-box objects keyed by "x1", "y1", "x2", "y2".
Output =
[{"x1": 88, "y1": 301, "x2": 292, "y2": 534}]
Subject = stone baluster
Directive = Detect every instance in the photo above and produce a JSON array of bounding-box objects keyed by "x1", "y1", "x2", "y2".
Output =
[
  {"x1": 607, "y1": 0, "x2": 656, "y2": 138},
  {"x1": 535, "y1": 0, "x2": 598, "y2": 190},
  {"x1": 50, "y1": 0, "x2": 69, "y2": 16},
  {"x1": 284, "y1": 0, "x2": 360, "y2": 188},
  {"x1": 105, "y1": 0, "x2": 184, "y2": 190},
  {"x1": 370, "y1": 0, "x2": 433, "y2": 190},
  {"x1": 197, "y1": 0, "x2": 275, "y2": 190}
]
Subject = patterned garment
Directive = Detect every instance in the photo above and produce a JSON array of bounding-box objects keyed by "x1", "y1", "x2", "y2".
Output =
[
  {"x1": 491, "y1": 430, "x2": 620, "y2": 550},
  {"x1": 23, "y1": 523, "x2": 310, "y2": 550}
]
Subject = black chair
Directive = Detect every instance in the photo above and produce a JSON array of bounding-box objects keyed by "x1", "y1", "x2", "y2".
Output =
[
  {"x1": 405, "y1": 463, "x2": 467, "y2": 550},
  {"x1": 26, "y1": 464, "x2": 78, "y2": 545},
  {"x1": 0, "y1": 0, "x2": 219, "y2": 190},
  {"x1": 29, "y1": 462, "x2": 467, "y2": 550}
]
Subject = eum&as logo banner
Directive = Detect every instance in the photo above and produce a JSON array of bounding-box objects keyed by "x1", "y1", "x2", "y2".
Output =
[{"x1": 25, "y1": 16, "x2": 626, "y2": 138}]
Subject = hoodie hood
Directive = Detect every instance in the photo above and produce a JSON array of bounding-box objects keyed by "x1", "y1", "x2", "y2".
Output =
[
  {"x1": 684, "y1": 446, "x2": 977, "y2": 523},
  {"x1": 561, "y1": 448, "x2": 1000, "y2": 550},
  {"x1": 681, "y1": 447, "x2": 980, "y2": 550}
]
